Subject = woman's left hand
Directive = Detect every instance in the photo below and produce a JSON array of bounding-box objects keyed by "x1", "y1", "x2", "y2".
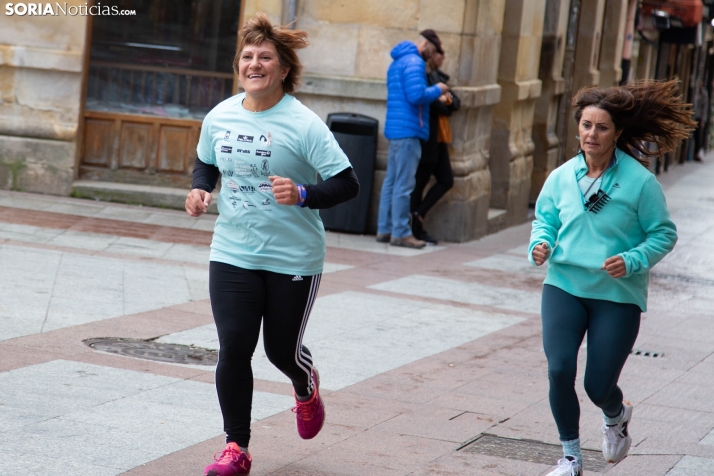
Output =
[
  {"x1": 270, "y1": 175, "x2": 299, "y2": 205},
  {"x1": 602, "y1": 255, "x2": 626, "y2": 278}
]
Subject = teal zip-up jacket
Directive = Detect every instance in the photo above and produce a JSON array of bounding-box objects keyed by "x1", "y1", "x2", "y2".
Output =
[{"x1": 529, "y1": 148, "x2": 677, "y2": 311}]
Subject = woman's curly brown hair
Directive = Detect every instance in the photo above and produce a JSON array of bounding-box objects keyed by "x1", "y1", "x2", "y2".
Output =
[
  {"x1": 234, "y1": 12, "x2": 308, "y2": 94},
  {"x1": 572, "y1": 79, "x2": 696, "y2": 167}
]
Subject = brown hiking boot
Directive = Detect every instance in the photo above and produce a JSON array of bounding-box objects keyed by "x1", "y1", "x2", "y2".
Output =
[{"x1": 390, "y1": 235, "x2": 426, "y2": 249}]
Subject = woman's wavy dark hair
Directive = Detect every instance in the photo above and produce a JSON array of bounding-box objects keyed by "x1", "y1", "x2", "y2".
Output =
[
  {"x1": 572, "y1": 79, "x2": 696, "y2": 167},
  {"x1": 234, "y1": 12, "x2": 308, "y2": 94}
]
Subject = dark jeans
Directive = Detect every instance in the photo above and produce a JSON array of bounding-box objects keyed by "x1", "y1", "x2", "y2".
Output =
[
  {"x1": 541, "y1": 284, "x2": 641, "y2": 441},
  {"x1": 411, "y1": 141, "x2": 454, "y2": 219},
  {"x1": 209, "y1": 261, "x2": 321, "y2": 447}
]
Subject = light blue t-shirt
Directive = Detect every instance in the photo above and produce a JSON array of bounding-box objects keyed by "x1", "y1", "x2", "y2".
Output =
[
  {"x1": 578, "y1": 175, "x2": 602, "y2": 199},
  {"x1": 197, "y1": 93, "x2": 351, "y2": 276}
]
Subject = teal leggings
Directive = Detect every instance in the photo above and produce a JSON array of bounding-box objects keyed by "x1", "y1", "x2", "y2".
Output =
[{"x1": 541, "y1": 284, "x2": 641, "y2": 441}]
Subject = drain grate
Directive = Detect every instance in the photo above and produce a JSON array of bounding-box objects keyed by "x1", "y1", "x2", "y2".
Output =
[
  {"x1": 630, "y1": 348, "x2": 664, "y2": 358},
  {"x1": 459, "y1": 434, "x2": 610, "y2": 472},
  {"x1": 84, "y1": 337, "x2": 218, "y2": 365}
]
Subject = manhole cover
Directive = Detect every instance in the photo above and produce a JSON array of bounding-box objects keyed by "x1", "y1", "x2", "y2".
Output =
[
  {"x1": 460, "y1": 434, "x2": 610, "y2": 472},
  {"x1": 84, "y1": 337, "x2": 218, "y2": 365}
]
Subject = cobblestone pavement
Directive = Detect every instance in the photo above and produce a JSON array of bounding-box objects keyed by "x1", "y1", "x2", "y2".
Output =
[{"x1": 1, "y1": 157, "x2": 714, "y2": 475}]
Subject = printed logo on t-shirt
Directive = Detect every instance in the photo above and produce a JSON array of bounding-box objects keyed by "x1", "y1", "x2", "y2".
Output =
[
  {"x1": 226, "y1": 180, "x2": 239, "y2": 193},
  {"x1": 239, "y1": 185, "x2": 256, "y2": 194},
  {"x1": 258, "y1": 181, "x2": 272, "y2": 192},
  {"x1": 223, "y1": 169, "x2": 234, "y2": 177},
  {"x1": 229, "y1": 196, "x2": 241, "y2": 209},
  {"x1": 236, "y1": 148, "x2": 250, "y2": 154},
  {"x1": 242, "y1": 201, "x2": 256, "y2": 210},
  {"x1": 256, "y1": 150, "x2": 271, "y2": 157},
  {"x1": 220, "y1": 146, "x2": 232, "y2": 153},
  {"x1": 260, "y1": 159, "x2": 270, "y2": 176},
  {"x1": 259, "y1": 133, "x2": 272, "y2": 147},
  {"x1": 237, "y1": 134, "x2": 253, "y2": 143},
  {"x1": 234, "y1": 163, "x2": 253, "y2": 178},
  {"x1": 259, "y1": 198, "x2": 273, "y2": 211},
  {"x1": 219, "y1": 156, "x2": 232, "y2": 162},
  {"x1": 224, "y1": 131, "x2": 231, "y2": 140},
  {"x1": 613, "y1": 183, "x2": 621, "y2": 188}
]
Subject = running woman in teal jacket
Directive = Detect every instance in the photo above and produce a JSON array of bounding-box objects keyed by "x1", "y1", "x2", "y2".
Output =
[{"x1": 529, "y1": 80, "x2": 695, "y2": 476}]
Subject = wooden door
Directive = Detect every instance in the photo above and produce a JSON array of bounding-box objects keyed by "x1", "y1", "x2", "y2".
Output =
[{"x1": 81, "y1": 111, "x2": 201, "y2": 188}]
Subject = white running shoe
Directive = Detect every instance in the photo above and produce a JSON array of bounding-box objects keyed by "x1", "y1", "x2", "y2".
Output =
[
  {"x1": 545, "y1": 456, "x2": 582, "y2": 476},
  {"x1": 602, "y1": 401, "x2": 633, "y2": 464}
]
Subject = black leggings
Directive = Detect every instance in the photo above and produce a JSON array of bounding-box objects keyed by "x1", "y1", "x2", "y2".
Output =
[
  {"x1": 541, "y1": 284, "x2": 641, "y2": 441},
  {"x1": 411, "y1": 141, "x2": 454, "y2": 218},
  {"x1": 209, "y1": 261, "x2": 321, "y2": 447}
]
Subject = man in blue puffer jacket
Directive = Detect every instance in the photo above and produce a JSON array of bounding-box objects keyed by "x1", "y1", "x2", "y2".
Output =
[{"x1": 376, "y1": 30, "x2": 449, "y2": 248}]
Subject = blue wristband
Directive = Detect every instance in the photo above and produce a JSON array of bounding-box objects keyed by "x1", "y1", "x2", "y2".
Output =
[{"x1": 296, "y1": 184, "x2": 307, "y2": 207}]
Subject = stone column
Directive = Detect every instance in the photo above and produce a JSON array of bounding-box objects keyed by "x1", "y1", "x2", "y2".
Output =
[
  {"x1": 488, "y1": 0, "x2": 547, "y2": 231},
  {"x1": 0, "y1": 4, "x2": 89, "y2": 194},
  {"x1": 422, "y1": 0, "x2": 505, "y2": 241},
  {"x1": 635, "y1": 41, "x2": 656, "y2": 81},
  {"x1": 599, "y1": 0, "x2": 629, "y2": 87},
  {"x1": 531, "y1": 0, "x2": 570, "y2": 203},
  {"x1": 564, "y1": 0, "x2": 607, "y2": 159}
]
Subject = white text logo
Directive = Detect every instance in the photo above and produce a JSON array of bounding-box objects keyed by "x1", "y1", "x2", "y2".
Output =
[{"x1": 5, "y1": 3, "x2": 137, "y2": 16}]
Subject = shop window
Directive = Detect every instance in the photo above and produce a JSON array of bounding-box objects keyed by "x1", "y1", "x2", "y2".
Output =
[{"x1": 86, "y1": 0, "x2": 241, "y2": 120}]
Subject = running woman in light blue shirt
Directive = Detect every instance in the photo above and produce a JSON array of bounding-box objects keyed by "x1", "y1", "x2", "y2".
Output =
[
  {"x1": 530, "y1": 80, "x2": 694, "y2": 476},
  {"x1": 185, "y1": 13, "x2": 358, "y2": 476}
]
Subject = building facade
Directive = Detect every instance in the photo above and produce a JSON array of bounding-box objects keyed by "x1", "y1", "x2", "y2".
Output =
[{"x1": 0, "y1": 0, "x2": 711, "y2": 241}]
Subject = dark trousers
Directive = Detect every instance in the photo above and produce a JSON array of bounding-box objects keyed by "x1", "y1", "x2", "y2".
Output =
[
  {"x1": 411, "y1": 141, "x2": 454, "y2": 219},
  {"x1": 209, "y1": 261, "x2": 321, "y2": 447},
  {"x1": 541, "y1": 284, "x2": 641, "y2": 441}
]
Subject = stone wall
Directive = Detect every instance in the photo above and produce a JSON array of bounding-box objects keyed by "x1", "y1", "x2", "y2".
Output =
[
  {"x1": 427, "y1": 0, "x2": 505, "y2": 241},
  {"x1": 0, "y1": 1, "x2": 88, "y2": 194},
  {"x1": 531, "y1": 0, "x2": 569, "y2": 203},
  {"x1": 599, "y1": 0, "x2": 628, "y2": 87},
  {"x1": 564, "y1": 0, "x2": 606, "y2": 159},
  {"x1": 488, "y1": 0, "x2": 546, "y2": 231},
  {"x1": 282, "y1": 0, "x2": 507, "y2": 241}
]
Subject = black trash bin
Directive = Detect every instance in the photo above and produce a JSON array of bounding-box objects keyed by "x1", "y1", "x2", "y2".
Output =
[{"x1": 319, "y1": 113, "x2": 378, "y2": 234}]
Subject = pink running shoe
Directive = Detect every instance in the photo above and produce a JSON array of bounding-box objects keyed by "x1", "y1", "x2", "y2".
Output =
[
  {"x1": 204, "y1": 442, "x2": 251, "y2": 476},
  {"x1": 292, "y1": 367, "x2": 325, "y2": 439}
]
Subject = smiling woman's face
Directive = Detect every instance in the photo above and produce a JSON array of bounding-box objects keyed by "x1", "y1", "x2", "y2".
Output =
[{"x1": 238, "y1": 41, "x2": 289, "y2": 99}]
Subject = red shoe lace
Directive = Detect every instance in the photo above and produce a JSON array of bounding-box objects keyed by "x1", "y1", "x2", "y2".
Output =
[{"x1": 292, "y1": 397, "x2": 318, "y2": 421}]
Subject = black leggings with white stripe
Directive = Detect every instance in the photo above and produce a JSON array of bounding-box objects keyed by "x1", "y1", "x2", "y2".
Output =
[{"x1": 209, "y1": 261, "x2": 321, "y2": 448}]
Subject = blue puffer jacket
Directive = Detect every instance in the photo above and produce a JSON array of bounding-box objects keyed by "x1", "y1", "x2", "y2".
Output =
[{"x1": 384, "y1": 41, "x2": 443, "y2": 141}]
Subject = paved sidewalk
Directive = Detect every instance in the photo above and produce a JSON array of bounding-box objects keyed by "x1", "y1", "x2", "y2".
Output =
[{"x1": 1, "y1": 157, "x2": 714, "y2": 475}]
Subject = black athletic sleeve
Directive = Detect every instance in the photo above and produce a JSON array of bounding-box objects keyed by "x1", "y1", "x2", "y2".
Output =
[
  {"x1": 192, "y1": 157, "x2": 220, "y2": 193},
  {"x1": 303, "y1": 167, "x2": 359, "y2": 209}
]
